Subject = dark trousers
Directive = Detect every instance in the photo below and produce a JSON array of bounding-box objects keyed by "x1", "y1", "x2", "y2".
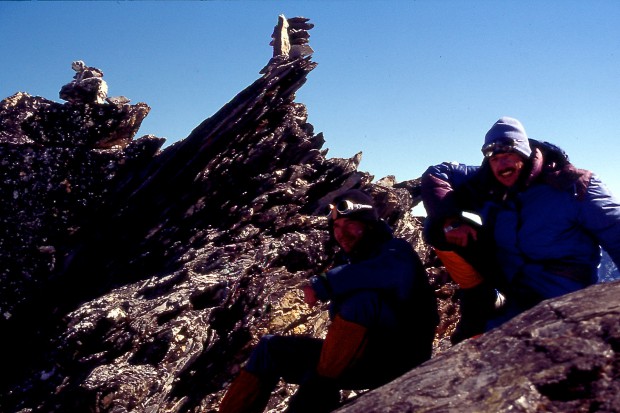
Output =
[{"x1": 243, "y1": 290, "x2": 401, "y2": 412}]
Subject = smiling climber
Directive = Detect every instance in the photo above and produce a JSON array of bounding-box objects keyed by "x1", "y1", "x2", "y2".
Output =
[
  {"x1": 218, "y1": 189, "x2": 439, "y2": 413},
  {"x1": 421, "y1": 116, "x2": 620, "y2": 342}
]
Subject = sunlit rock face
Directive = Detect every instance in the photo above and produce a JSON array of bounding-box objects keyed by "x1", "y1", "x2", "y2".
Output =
[{"x1": 0, "y1": 14, "x2": 616, "y2": 413}]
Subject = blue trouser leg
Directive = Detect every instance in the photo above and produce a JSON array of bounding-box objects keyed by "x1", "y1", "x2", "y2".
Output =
[
  {"x1": 288, "y1": 291, "x2": 386, "y2": 413},
  {"x1": 244, "y1": 291, "x2": 389, "y2": 413},
  {"x1": 244, "y1": 289, "x2": 385, "y2": 384},
  {"x1": 245, "y1": 334, "x2": 323, "y2": 384},
  {"x1": 245, "y1": 335, "x2": 340, "y2": 413}
]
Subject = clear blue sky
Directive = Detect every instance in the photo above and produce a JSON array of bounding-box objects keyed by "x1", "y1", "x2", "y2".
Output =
[{"x1": 2, "y1": 1, "x2": 619, "y2": 216}]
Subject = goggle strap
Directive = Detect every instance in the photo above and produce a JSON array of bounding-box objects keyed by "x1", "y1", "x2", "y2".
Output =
[{"x1": 327, "y1": 200, "x2": 373, "y2": 218}]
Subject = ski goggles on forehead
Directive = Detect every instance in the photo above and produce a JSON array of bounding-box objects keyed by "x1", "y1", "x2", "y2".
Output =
[
  {"x1": 326, "y1": 200, "x2": 373, "y2": 219},
  {"x1": 481, "y1": 138, "x2": 523, "y2": 158}
]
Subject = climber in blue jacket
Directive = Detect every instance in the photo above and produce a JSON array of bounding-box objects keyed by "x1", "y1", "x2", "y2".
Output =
[
  {"x1": 421, "y1": 116, "x2": 620, "y2": 338},
  {"x1": 218, "y1": 189, "x2": 439, "y2": 413}
]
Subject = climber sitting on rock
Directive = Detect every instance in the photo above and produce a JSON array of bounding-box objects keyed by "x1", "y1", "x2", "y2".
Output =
[{"x1": 218, "y1": 189, "x2": 439, "y2": 413}]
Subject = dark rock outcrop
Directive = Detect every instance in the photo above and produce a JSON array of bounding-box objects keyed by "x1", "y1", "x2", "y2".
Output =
[
  {"x1": 337, "y1": 279, "x2": 620, "y2": 413},
  {"x1": 0, "y1": 14, "x2": 616, "y2": 413},
  {"x1": 0, "y1": 15, "x2": 454, "y2": 413}
]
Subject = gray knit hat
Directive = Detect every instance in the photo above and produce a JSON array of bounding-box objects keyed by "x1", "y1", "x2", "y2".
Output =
[{"x1": 482, "y1": 117, "x2": 532, "y2": 158}]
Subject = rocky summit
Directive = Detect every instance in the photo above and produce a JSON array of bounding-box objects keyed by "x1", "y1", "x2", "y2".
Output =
[{"x1": 0, "y1": 15, "x2": 618, "y2": 413}]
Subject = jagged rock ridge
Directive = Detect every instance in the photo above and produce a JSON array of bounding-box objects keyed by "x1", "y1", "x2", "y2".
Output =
[
  {"x1": 0, "y1": 14, "x2": 617, "y2": 413},
  {"x1": 0, "y1": 15, "x2": 451, "y2": 413}
]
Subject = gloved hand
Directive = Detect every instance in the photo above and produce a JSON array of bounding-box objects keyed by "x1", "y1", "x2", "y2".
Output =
[
  {"x1": 302, "y1": 284, "x2": 318, "y2": 307},
  {"x1": 444, "y1": 223, "x2": 478, "y2": 247}
]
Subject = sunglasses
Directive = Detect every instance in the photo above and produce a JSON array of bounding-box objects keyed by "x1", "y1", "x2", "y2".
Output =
[
  {"x1": 326, "y1": 200, "x2": 373, "y2": 219},
  {"x1": 481, "y1": 138, "x2": 524, "y2": 158}
]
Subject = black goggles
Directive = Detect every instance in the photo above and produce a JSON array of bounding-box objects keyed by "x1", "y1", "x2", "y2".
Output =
[
  {"x1": 326, "y1": 200, "x2": 373, "y2": 219},
  {"x1": 481, "y1": 138, "x2": 523, "y2": 158}
]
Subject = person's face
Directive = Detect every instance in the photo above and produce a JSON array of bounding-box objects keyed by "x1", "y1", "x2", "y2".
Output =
[
  {"x1": 488, "y1": 152, "x2": 526, "y2": 187},
  {"x1": 332, "y1": 217, "x2": 367, "y2": 253}
]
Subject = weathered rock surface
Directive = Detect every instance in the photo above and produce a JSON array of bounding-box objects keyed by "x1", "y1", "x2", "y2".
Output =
[
  {"x1": 0, "y1": 14, "x2": 617, "y2": 413},
  {"x1": 336, "y1": 280, "x2": 620, "y2": 413},
  {"x1": 0, "y1": 15, "x2": 453, "y2": 413}
]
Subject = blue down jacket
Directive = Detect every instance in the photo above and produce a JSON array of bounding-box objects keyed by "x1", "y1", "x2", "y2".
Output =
[
  {"x1": 422, "y1": 152, "x2": 620, "y2": 312},
  {"x1": 310, "y1": 221, "x2": 439, "y2": 374}
]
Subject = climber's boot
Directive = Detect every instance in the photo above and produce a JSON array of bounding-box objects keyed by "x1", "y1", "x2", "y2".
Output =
[{"x1": 218, "y1": 369, "x2": 272, "y2": 413}]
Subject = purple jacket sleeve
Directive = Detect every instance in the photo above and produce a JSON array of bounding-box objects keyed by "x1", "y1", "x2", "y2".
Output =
[{"x1": 420, "y1": 162, "x2": 480, "y2": 219}]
